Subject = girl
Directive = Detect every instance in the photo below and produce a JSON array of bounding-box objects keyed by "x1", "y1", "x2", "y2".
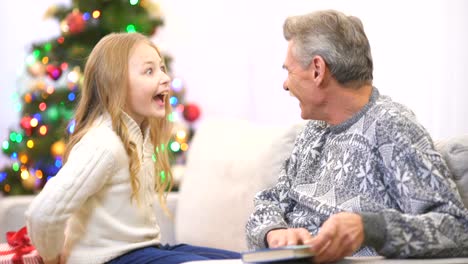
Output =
[{"x1": 25, "y1": 32, "x2": 240, "y2": 264}]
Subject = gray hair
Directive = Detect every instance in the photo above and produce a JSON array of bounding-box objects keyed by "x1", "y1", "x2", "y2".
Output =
[{"x1": 283, "y1": 10, "x2": 373, "y2": 87}]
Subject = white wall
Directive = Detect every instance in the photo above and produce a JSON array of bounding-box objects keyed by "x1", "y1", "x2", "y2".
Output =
[
  {"x1": 1, "y1": 0, "x2": 467, "y2": 166},
  {"x1": 154, "y1": 0, "x2": 468, "y2": 138}
]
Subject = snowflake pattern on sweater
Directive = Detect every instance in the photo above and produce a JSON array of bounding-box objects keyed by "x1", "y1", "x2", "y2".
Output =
[{"x1": 246, "y1": 88, "x2": 468, "y2": 258}]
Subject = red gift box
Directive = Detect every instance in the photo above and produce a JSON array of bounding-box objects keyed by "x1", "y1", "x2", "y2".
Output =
[{"x1": 0, "y1": 227, "x2": 43, "y2": 264}]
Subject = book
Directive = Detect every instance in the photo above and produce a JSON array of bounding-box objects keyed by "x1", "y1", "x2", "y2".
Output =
[{"x1": 241, "y1": 245, "x2": 315, "y2": 263}]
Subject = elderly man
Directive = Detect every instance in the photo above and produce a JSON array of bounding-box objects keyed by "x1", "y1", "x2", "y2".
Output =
[{"x1": 246, "y1": 9, "x2": 468, "y2": 263}]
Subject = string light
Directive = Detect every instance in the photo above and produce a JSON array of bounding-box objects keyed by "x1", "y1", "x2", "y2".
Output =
[
  {"x1": 176, "y1": 104, "x2": 185, "y2": 112},
  {"x1": 92, "y1": 10, "x2": 101, "y2": 19},
  {"x1": 2, "y1": 141, "x2": 9, "y2": 150},
  {"x1": 54, "y1": 158, "x2": 62, "y2": 168},
  {"x1": 126, "y1": 24, "x2": 136, "y2": 33},
  {"x1": 170, "y1": 141, "x2": 180, "y2": 152},
  {"x1": 24, "y1": 93, "x2": 32, "y2": 103},
  {"x1": 33, "y1": 50, "x2": 41, "y2": 59},
  {"x1": 83, "y1": 12, "x2": 91, "y2": 21},
  {"x1": 20, "y1": 170, "x2": 30, "y2": 180},
  {"x1": 181, "y1": 143, "x2": 189, "y2": 151},
  {"x1": 68, "y1": 71, "x2": 79, "y2": 83},
  {"x1": 26, "y1": 55, "x2": 36, "y2": 66},
  {"x1": 14, "y1": 102, "x2": 22, "y2": 112},
  {"x1": 12, "y1": 163, "x2": 20, "y2": 172},
  {"x1": 0, "y1": 172, "x2": 7, "y2": 182},
  {"x1": 39, "y1": 125, "x2": 48, "y2": 135},
  {"x1": 20, "y1": 154, "x2": 28, "y2": 164},
  {"x1": 60, "y1": 20, "x2": 70, "y2": 33},
  {"x1": 67, "y1": 119, "x2": 76, "y2": 134},
  {"x1": 170, "y1": 96, "x2": 178, "y2": 106},
  {"x1": 68, "y1": 93, "x2": 76, "y2": 101},
  {"x1": 4, "y1": 184, "x2": 10, "y2": 193},
  {"x1": 171, "y1": 78, "x2": 183, "y2": 92},
  {"x1": 46, "y1": 86, "x2": 55, "y2": 94},
  {"x1": 33, "y1": 113, "x2": 42, "y2": 122},
  {"x1": 167, "y1": 112, "x2": 174, "y2": 122},
  {"x1": 9, "y1": 132, "x2": 17, "y2": 142},
  {"x1": 176, "y1": 130, "x2": 187, "y2": 140},
  {"x1": 44, "y1": 43, "x2": 52, "y2": 52},
  {"x1": 39, "y1": 102, "x2": 47, "y2": 111},
  {"x1": 30, "y1": 118, "x2": 39, "y2": 127},
  {"x1": 35, "y1": 170, "x2": 43, "y2": 179},
  {"x1": 37, "y1": 81, "x2": 46, "y2": 90},
  {"x1": 27, "y1": 140, "x2": 34, "y2": 148},
  {"x1": 42, "y1": 57, "x2": 49, "y2": 64},
  {"x1": 129, "y1": 0, "x2": 139, "y2": 5}
]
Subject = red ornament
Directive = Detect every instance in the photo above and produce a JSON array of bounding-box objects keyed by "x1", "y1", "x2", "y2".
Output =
[
  {"x1": 46, "y1": 65, "x2": 62, "y2": 80},
  {"x1": 183, "y1": 103, "x2": 201, "y2": 123},
  {"x1": 20, "y1": 117, "x2": 32, "y2": 129},
  {"x1": 20, "y1": 117, "x2": 33, "y2": 136},
  {"x1": 66, "y1": 11, "x2": 86, "y2": 34}
]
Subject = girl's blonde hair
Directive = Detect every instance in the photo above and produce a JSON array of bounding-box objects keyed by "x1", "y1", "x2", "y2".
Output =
[{"x1": 64, "y1": 32, "x2": 173, "y2": 212}]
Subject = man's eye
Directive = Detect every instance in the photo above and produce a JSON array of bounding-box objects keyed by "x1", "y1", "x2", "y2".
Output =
[{"x1": 145, "y1": 68, "x2": 153, "y2": 75}]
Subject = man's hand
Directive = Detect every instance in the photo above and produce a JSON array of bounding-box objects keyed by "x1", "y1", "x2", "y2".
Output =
[
  {"x1": 309, "y1": 212, "x2": 364, "y2": 263},
  {"x1": 266, "y1": 228, "x2": 313, "y2": 248}
]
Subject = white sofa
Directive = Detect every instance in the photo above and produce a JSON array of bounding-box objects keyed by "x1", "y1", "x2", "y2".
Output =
[{"x1": 1, "y1": 119, "x2": 468, "y2": 263}]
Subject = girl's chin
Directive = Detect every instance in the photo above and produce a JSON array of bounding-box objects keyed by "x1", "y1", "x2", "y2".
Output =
[{"x1": 150, "y1": 110, "x2": 166, "y2": 119}]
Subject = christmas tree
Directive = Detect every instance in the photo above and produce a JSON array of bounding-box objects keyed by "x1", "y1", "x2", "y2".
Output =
[{"x1": 0, "y1": 0, "x2": 201, "y2": 196}]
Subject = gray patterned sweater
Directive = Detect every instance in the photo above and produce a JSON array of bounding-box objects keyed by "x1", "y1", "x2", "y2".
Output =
[{"x1": 246, "y1": 88, "x2": 468, "y2": 258}]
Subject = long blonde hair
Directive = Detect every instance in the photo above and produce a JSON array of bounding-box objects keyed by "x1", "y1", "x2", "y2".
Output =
[{"x1": 64, "y1": 32, "x2": 173, "y2": 211}]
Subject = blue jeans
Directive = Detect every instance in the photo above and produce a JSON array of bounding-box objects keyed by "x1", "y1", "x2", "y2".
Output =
[{"x1": 106, "y1": 244, "x2": 241, "y2": 264}]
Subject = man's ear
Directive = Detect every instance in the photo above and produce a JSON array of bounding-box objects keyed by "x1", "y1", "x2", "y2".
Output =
[{"x1": 310, "y1": 55, "x2": 327, "y2": 84}]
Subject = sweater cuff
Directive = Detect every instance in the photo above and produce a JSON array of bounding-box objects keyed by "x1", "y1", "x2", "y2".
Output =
[{"x1": 360, "y1": 212, "x2": 386, "y2": 251}]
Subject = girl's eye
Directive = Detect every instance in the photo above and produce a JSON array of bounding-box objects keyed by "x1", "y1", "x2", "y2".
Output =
[
  {"x1": 146, "y1": 68, "x2": 153, "y2": 75},
  {"x1": 160, "y1": 66, "x2": 167, "y2": 73}
]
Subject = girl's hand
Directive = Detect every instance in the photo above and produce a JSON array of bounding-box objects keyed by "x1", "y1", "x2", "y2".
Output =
[{"x1": 43, "y1": 255, "x2": 61, "y2": 264}]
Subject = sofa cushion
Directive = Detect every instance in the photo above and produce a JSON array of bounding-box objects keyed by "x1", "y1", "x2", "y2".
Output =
[
  {"x1": 176, "y1": 118, "x2": 468, "y2": 252},
  {"x1": 175, "y1": 119, "x2": 304, "y2": 251},
  {"x1": 435, "y1": 135, "x2": 468, "y2": 208}
]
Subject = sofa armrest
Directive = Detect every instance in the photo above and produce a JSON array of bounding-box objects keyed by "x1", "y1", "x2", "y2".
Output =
[
  {"x1": 0, "y1": 192, "x2": 178, "y2": 245},
  {"x1": 0, "y1": 195, "x2": 36, "y2": 242},
  {"x1": 155, "y1": 192, "x2": 178, "y2": 245},
  {"x1": 435, "y1": 135, "x2": 468, "y2": 208}
]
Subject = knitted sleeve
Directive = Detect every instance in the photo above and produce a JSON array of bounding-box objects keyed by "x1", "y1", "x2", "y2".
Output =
[
  {"x1": 25, "y1": 139, "x2": 115, "y2": 261},
  {"x1": 362, "y1": 120, "x2": 468, "y2": 257},
  {"x1": 245, "y1": 139, "x2": 302, "y2": 250}
]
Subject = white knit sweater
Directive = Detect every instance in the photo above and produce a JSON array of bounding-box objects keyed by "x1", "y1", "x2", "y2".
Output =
[{"x1": 25, "y1": 113, "x2": 162, "y2": 264}]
